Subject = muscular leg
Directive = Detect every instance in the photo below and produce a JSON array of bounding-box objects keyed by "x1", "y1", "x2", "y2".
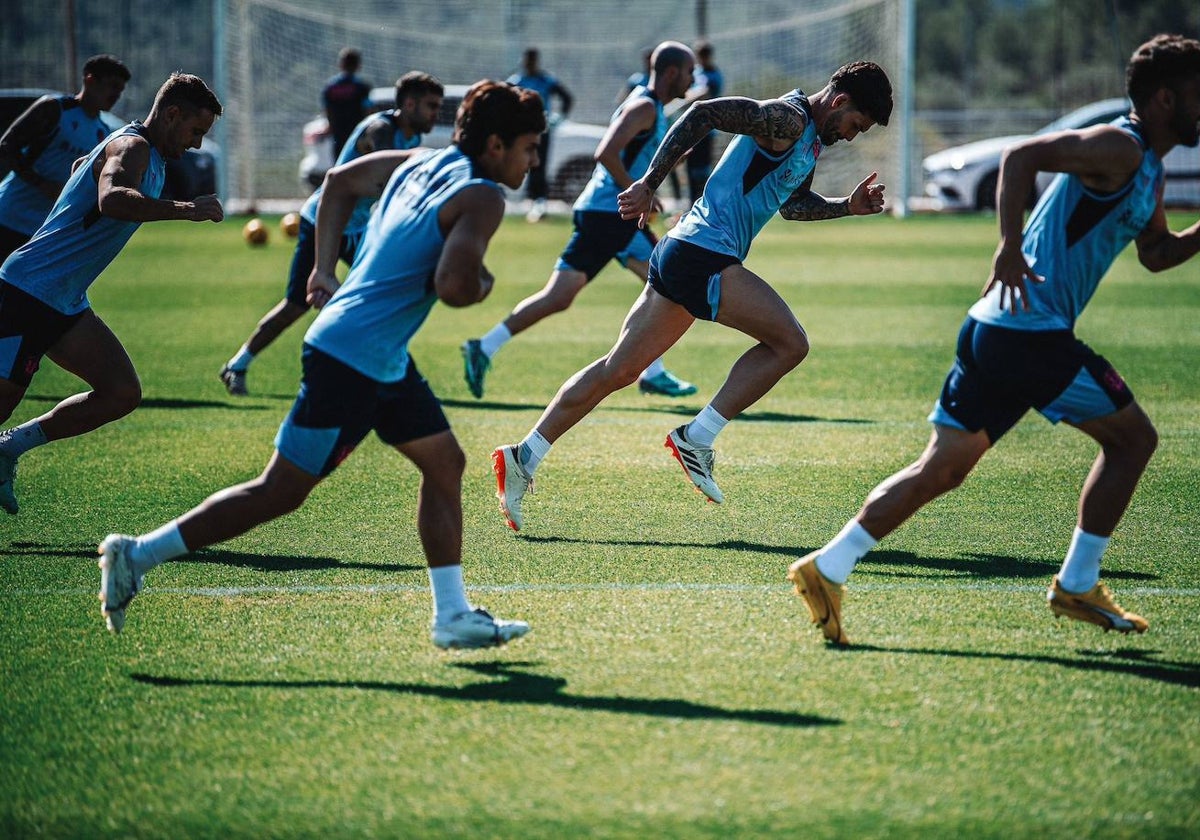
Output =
[
  {"x1": 1069, "y1": 402, "x2": 1158, "y2": 537},
  {"x1": 534, "y1": 285, "x2": 694, "y2": 442},
  {"x1": 38, "y1": 310, "x2": 141, "y2": 442},
  {"x1": 244, "y1": 299, "x2": 310, "y2": 356},
  {"x1": 395, "y1": 430, "x2": 465, "y2": 568},
  {"x1": 857, "y1": 424, "x2": 992, "y2": 540},
  {"x1": 175, "y1": 451, "x2": 322, "y2": 550},
  {"x1": 707, "y1": 264, "x2": 811, "y2": 420},
  {"x1": 503, "y1": 268, "x2": 588, "y2": 336}
]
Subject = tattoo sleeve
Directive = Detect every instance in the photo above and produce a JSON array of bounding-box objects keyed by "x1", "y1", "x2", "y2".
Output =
[
  {"x1": 641, "y1": 96, "x2": 808, "y2": 191},
  {"x1": 778, "y1": 178, "x2": 850, "y2": 221}
]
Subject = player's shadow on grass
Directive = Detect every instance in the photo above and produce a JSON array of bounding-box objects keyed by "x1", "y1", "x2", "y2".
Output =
[
  {"x1": 24, "y1": 394, "x2": 272, "y2": 411},
  {"x1": 517, "y1": 534, "x2": 811, "y2": 560},
  {"x1": 441, "y1": 397, "x2": 547, "y2": 412},
  {"x1": 861, "y1": 549, "x2": 1157, "y2": 582},
  {"x1": 843, "y1": 643, "x2": 1199, "y2": 688},
  {"x1": 185, "y1": 548, "x2": 422, "y2": 574},
  {"x1": 0, "y1": 540, "x2": 98, "y2": 559},
  {"x1": 610, "y1": 405, "x2": 874, "y2": 424},
  {"x1": 131, "y1": 661, "x2": 840, "y2": 728}
]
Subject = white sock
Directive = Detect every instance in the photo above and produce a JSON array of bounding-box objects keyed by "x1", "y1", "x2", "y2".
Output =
[
  {"x1": 0, "y1": 421, "x2": 48, "y2": 458},
  {"x1": 684, "y1": 405, "x2": 728, "y2": 448},
  {"x1": 479, "y1": 323, "x2": 512, "y2": 358},
  {"x1": 227, "y1": 345, "x2": 255, "y2": 372},
  {"x1": 1057, "y1": 527, "x2": 1108, "y2": 593},
  {"x1": 428, "y1": 564, "x2": 472, "y2": 624},
  {"x1": 640, "y1": 357, "x2": 666, "y2": 380},
  {"x1": 132, "y1": 521, "x2": 189, "y2": 579},
  {"x1": 517, "y1": 430, "x2": 552, "y2": 476},
  {"x1": 815, "y1": 520, "x2": 878, "y2": 584}
]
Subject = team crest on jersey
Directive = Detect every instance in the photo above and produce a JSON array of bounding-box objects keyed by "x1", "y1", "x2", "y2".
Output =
[{"x1": 812, "y1": 140, "x2": 823, "y2": 159}]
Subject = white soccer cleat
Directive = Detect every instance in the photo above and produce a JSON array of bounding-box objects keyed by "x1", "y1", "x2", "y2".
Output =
[
  {"x1": 431, "y1": 608, "x2": 530, "y2": 649},
  {"x1": 98, "y1": 534, "x2": 140, "y2": 634},
  {"x1": 493, "y1": 445, "x2": 533, "y2": 531},
  {"x1": 665, "y1": 425, "x2": 723, "y2": 504}
]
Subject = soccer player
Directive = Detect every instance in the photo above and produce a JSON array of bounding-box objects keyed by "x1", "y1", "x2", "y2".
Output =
[
  {"x1": 462, "y1": 41, "x2": 699, "y2": 401},
  {"x1": 0, "y1": 55, "x2": 131, "y2": 263},
  {"x1": 322, "y1": 47, "x2": 372, "y2": 159},
  {"x1": 0, "y1": 73, "x2": 223, "y2": 516},
  {"x1": 789, "y1": 34, "x2": 1200, "y2": 645},
  {"x1": 99, "y1": 81, "x2": 544, "y2": 649},
  {"x1": 491, "y1": 61, "x2": 894, "y2": 531},
  {"x1": 507, "y1": 47, "x2": 573, "y2": 222},
  {"x1": 219, "y1": 72, "x2": 444, "y2": 396}
]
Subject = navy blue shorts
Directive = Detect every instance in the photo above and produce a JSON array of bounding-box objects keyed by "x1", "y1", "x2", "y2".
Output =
[
  {"x1": 284, "y1": 219, "x2": 363, "y2": 306},
  {"x1": 0, "y1": 282, "x2": 87, "y2": 387},
  {"x1": 555, "y1": 210, "x2": 651, "y2": 280},
  {"x1": 646, "y1": 236, "x2": 740, "y2": 321},
  {"x1": 274, "y1": 345, "x2": 450, "y2": 477},
  {"x1": 929, "y1": 317, "x2": 1135, "y2": 443}
]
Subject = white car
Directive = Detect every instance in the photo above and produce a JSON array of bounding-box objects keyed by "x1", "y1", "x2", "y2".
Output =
[
  {"x1": 922, "y1": 98, "x2": 1200, "y2": 210},
  {"x1": 299, "y1": 83, "x2": 606, "y2": 202}
]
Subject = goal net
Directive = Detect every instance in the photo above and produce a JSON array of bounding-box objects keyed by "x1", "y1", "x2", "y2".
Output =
[{"x1": 219, "y1": 0, "x2": 907, "y2": 209}]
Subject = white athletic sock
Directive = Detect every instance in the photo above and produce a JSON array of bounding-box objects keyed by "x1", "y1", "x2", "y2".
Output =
[
  {"x1": 517, "y1": 430, "x2": 552, "y2": 476},
  {"x1": 479, "y1": 323, "x2": 512, "y2": 358},
  {"x1": 132, "y1": 521, "x2": 189, "y2": 579},
  {"x1": 428, "y1": 564, "x2": 472, "y2": 624},
  {"x1": 227, "y1": 345, "x2": 255, "y2": 372},
  {"x1": 1057, "y1": 527, "x2": 1108, "y2": 593},
  {"x1": 684, "y1": 405, "x2": 728, "y2": 448},
  {"x1": 640, "y1": 357, "x2": 666, "y2": 380},
  {"x1": 815, "y1": 520, "x2": 878, "y2": 584},
  {"x1": 0, "y1": 421, "x2": 48, "y2": 458}
]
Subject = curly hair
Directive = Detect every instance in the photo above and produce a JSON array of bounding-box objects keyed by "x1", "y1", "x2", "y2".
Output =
[
  {"x1": 454, "y1": 80, "x2": 546, "y2": 157},
  {"x1": 1127, "y1": 34, "x2": 1200, "y2": 109}
]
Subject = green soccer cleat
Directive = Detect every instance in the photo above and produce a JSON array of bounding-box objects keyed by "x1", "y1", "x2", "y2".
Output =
[{"x1": 638, "y1": 369, "x2": 698, "y2": 398}]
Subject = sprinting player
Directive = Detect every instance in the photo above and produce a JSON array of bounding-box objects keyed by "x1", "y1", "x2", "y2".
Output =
[
  {"x1": 463, "y1": 41, "x2": 698, "y2": 401},
  {"x1": 99, "y1": 81, "x2": 544, "y2": 649},
  {"x1": 219, "y1": 72, "x2": 444, "y2": 396},
  {"x1": 789, "y1": 33, "x2": 1200, "y2": 646},
  {"x1": 0, "y1": 55, "x2": 131, "y2": 263},
  {"x1": 491, "y1": 61, "x2": 893, "y2": 531},
  {"x1": 0, "y1": 73, "x2": 223, "y2": 516}
]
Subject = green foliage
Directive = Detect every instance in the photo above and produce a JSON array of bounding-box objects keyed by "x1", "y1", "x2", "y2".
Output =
[{"x1": 1, "y1": 213, "x2": 1197, "y2": 837}]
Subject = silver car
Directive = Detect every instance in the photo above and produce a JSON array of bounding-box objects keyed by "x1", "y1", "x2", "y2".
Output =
[{"x1": 922, "y1": 98, "x2": 1200, "y2": 210}]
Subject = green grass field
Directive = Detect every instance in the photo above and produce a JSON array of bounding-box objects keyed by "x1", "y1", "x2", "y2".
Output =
[{"x1": 2, "y1": 211, "x2": 1197, "y2": 838}]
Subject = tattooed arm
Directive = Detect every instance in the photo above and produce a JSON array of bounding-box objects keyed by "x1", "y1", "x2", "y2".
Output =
[
  {"x1": 618, "y1": 95, "x2": 808, "y2": 224},
  {"x1": 779, "y1": 171, "x2": 886, "y2": 221}
]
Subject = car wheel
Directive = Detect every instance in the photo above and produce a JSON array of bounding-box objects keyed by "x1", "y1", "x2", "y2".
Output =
[
  {"x1": 550, "y1": 157, "x2": 595, "y2": 203},
  {"x1": 975, "y1": 170, "x2": 999, "y2": 210}
]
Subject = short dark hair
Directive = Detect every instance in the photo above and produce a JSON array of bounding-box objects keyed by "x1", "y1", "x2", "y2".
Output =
[
  {"x1": 395, "y1": 71, "x2": 444, "y2": 106},
  {"x1": 1126, "y1": 33, "x2": 1200, "y2": 109},
  {"x1": 454, "y1": 80, "x2": 546, "y2": 157},
  {"x1": 338, "y1": 48, "x2": 361, "y2": 72},
  {"x1": 695, "y1": 39, "x2": 714, "y2": 59},
  {"x1": 154, "y1": 72, "x2": 223, "y2": 118},
  {"x1": 829, "y1": 61, "x2": 893, "y2": 127},
  {"x1": 83, "y1": 54, "x2": 130, "y2": 83}
]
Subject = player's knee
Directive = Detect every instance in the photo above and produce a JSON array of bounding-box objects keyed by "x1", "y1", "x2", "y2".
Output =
[
  {"x1": 109, "y1": 379, "x2": 143, "y2": 417},
  {"x1": 777, "y1": 329, "x2": 810, "y2": 369}
]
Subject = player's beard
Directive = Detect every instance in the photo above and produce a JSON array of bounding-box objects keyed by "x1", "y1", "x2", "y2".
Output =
[{"x1": 1169, "y1": 103, "x2": 1200, "y2": 147}]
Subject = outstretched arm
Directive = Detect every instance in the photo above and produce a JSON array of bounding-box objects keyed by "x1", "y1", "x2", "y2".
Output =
[
  {"x1": 779, "y1": 171, "x2": 886, "y2": 221},
  {"x1": 96, "y1": 134, "x2": 224, "y2": 223}
]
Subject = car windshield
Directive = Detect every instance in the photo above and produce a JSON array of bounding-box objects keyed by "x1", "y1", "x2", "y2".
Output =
[{"x1": 1037, "y1": 101, "x2": 1128, "y2": 134}]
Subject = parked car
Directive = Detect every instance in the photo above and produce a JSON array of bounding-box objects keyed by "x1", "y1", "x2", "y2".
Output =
[
  {"x1": 299, "y1": 83, "x2": 606, "y2": 202},
  {"x1": 0, "y1": 88, "x2": 219, "y2": 202},
  {"x1": 922, "y1": 98, "x2": 1200, "y2": 210}
]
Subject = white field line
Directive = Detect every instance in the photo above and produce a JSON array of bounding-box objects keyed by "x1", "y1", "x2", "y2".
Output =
[{"x1": 15, "y1": 582, "x2": 1200, "y2": 598}]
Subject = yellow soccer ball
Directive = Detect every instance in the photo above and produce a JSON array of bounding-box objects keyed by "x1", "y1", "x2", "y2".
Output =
[
  {"x1": 243, "y1": 218, "x2": 268, "y2": 246},
  {"x1": 280, "y1": 212, "x2": 300, "y2": 238}
]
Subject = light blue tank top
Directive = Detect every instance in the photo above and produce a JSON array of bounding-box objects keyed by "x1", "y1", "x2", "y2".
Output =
[
  {"x1": 305, "y1": 146, "x2": 502, "y2": 382},
  {"x1": 668, "y1": 90, "x2": 822, "y2": 260},
  {"x1": 300, "y1": 111, "x2": 421, "y2": 233},
  {"x1": 0, "y1": 96, "x2": 116, "y2": 236},
  {"x1": 574, "y1": 87, "x2": 665, "y2": 213},
  {"x1": 0, "y1": 122, "x2": 164, "y2": 314},
  {"x1": 969, "y1": 117, "x2": 1163, "y2": 331}
]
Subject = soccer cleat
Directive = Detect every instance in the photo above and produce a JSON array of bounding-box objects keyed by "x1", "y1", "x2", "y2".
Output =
[
  {"x1": 431, "y1": 607, "x2": 530, "y2": 649},
  {"x1": 787, "y1": 551, "x2": 849, "y2": 645},
  {"x1": 218, "y1": 364, "x2": 248, "y2": 396},
  {"x1": 98, "y1": 534, "x2": 141, "y2": 635},
  {"x1": 638, "y1": 370, "x2": 698, "y2": 398},
  {"x1": 492, "y1": 445, "x2": 533, "y2": 531},
  {"x1": 461, "y1": 339, "x2": 490, "y2": 399},
  {"x1": 0, "y1": 450, "x2": 18, "y2": 515},
  {"x1": 664, "y1": 425, "x2": 723, "y2": 504},
  {"x1": 1047, "y1": 576, "x2": 1148, "y2": 634}
]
